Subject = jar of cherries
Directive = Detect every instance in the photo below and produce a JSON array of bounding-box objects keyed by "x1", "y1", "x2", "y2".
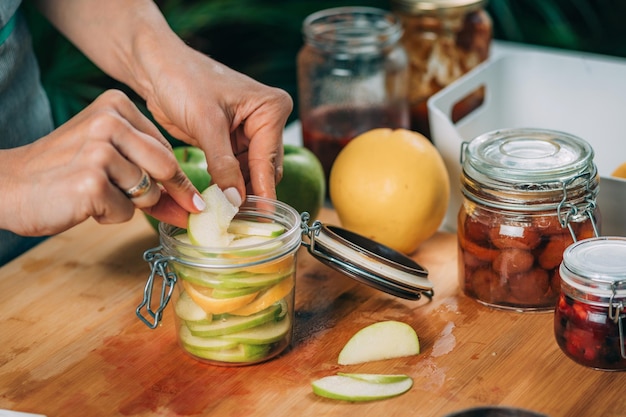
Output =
[
  {"x1": 458, "y1": 128, "x2": 600, "y2": 311},
  {"x1": 555, "y1": 237, "x2": 626, "y2": 371}
]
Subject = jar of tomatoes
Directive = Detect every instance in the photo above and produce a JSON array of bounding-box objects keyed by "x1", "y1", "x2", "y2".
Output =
[
  {"x1": 297, "y1": 7, "x2": 410, "y2": 185},
  {"x1": 390, "y1": 0, "x2": 492, "y2": 138},
  {"x1": 458, "y1": 128, "x2": 600, "y2": 311},
  {"x1": 555, "y1": 237, "x2": 626, "y2": 371}
]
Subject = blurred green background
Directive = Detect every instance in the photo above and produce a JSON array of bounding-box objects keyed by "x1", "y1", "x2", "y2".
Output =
[{"x1": 22, "y1": 0, "x2": 626, "y2": 134}]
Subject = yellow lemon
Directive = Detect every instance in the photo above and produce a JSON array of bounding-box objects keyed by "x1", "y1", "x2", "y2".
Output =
[
  {"x1": 329, "y1": 128, "x2": 450, "y2": 254},
  {"x1": 612, "y1": 162, "x2": 626, "y2": 179}
]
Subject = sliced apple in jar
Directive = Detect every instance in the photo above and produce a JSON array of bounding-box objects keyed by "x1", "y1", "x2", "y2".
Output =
[
  {"x1": 221, "y1": 315, "x2": 291, "y2": 345},
  {"x1": 228, "y1": 219, "x2": 286, "y2": 237},
  {"x1": 182, "y1": 280, "x2": 258, "y2": 315},
  {"x1": 185, "y1": 342, "x2": 271, "y2": 363},
  {"x1": 186, "y1": 303, "x2": 281, "y2": 337}
]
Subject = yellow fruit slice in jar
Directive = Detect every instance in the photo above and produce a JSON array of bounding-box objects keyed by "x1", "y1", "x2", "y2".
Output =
[
  {"x1": 230, "y1": 275, "x2": 294, "y2": 316},
  {"x1": 182, "y1": 280, "x2": 259, "y2": 314}
]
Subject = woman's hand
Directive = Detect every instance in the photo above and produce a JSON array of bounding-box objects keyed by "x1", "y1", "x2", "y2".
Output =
[
  {"x1": 0, "y1": 90, "x2": 204, "y2": 236},
  {"x1": 144, "y1": 47, "x2": 293, "y2": 203}
]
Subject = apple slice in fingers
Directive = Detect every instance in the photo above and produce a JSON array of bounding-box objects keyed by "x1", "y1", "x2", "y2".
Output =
[
  {"x1": 311, "y1": 374, "x2": 413, "y2": 402},
  {"x1": 188, "y1": 185, "x2": 238, "y2": 247},
  {"x1": 337, "y1": 320, "x2": 420, "y2": 365}
]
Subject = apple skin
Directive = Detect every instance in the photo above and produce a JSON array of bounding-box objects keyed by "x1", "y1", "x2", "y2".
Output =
[
  {"x1": 145, "y1": 146, "x2": 212, "y2": 231},
  {"x1": 276, "y1": 144, "x2": 326, "y2": 220}
]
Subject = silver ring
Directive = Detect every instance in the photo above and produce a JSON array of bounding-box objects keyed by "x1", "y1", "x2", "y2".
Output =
[{"x1": 124, "y1": 169, "x2": 152, "y2": 199}]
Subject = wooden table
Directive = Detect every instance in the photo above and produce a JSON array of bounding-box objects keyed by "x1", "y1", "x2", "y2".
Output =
[{"x1": 0, "y1": 208, "x2": 624, "y2": 417}]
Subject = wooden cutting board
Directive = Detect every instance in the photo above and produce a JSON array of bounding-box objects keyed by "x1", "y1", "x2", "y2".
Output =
[{"x1": 0, "y1": 208, "x2": 624, "y2": 417}]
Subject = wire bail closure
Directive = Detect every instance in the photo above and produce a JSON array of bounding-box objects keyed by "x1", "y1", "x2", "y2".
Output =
[
  {"x1": 556, "y1": 171, "x2": 600, "y2": 242},
  {"x1": 136, "y1": 247, "x2": 177, "y2": 329},
  {"x1": 300, "y1": 213, "x2": 434, "y2": 301},
  {"x1": 608, "y1": 280, "x2": 626, "y2": 359}
]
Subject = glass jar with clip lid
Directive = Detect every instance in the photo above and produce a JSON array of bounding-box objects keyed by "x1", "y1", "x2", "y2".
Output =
[
  {"x1": 458, "y1": 128, "x2": 600, "y2": 311},
  {"x1": 136, "y1": 198, "x2": 433, "y2": 366},
  {"x1": 555, "y1": 237, "x2": 626, "y2": 371}
]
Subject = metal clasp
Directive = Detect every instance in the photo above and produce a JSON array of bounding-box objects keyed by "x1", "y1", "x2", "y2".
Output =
[
  {"x1": 136, "y1": 247, "x2": 177, "y2": 329},
  {"x1": 608, "y1": 281, "x2": 626, "y2": 359},
  {"x1": 556, "y1": 172, "x2": 600, "y2": 242}
]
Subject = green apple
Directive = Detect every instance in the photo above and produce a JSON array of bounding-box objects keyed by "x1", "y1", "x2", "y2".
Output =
[
  {"x1": 178, "y1": 267, "x2": 291, "y2": 289},
  {"x1": 337, "y1": 320, "x2": 420, "y2": 365},
  {"x1": 276, "y1": 144, "x2": 325, "y2": 220},
  {"x1": 145, "y1": 146, "x2": 212, "y2": 231},
  {"x1": 311, "y1": 374, "x2": 413, "y2": 402}
]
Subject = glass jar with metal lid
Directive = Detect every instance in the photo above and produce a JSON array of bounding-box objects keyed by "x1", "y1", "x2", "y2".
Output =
[
  {"x1": 297, "y1": 7, "x2": 410, "y2": 186},
  {"x1": 458, "y1": 128, "x2": 600, "y2": 311},
  {"x1": 390, "y1": 0, "x2": 492, "y2": 138},
  {"x1": 136, "y1": 197, "x2": 433, "y2": 366},
  {"x1": 555, "y1": 237, "x2": 626, "y2": 371}
]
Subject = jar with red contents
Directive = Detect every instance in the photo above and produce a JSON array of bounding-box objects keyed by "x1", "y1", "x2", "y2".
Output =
[
  {"x1": 555, "y1": 237, "x2": 626, "y2": 371},
  {"x1": 458, "y1": 128, "x2": 600, "y2": 311},
  {"x1": 297, "y1": 7, "x2": 410, "y2": 185}
]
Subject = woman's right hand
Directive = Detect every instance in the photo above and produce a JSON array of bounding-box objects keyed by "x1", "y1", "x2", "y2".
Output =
[{"x1": 0, "y1": 89, "x2": 205, "y2": 237}]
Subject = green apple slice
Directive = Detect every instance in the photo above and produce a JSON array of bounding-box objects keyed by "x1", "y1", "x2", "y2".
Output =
[
  {"x1": 175, "y1": 291, "x2": 212, "y2": 322},
  {"x1": 179, "y1": 325, "x2": 238, "y2": 350},
  {"x1": 228, "y1": 219, "x2": 285, "y2": 237},
  {"x1": 186, "y1": 342, "x2": 271, "y2": 363},
  {"x1": 179, "y1": 268, "x2": 292, "y2": 289},
  {"x1": 186, "y1": 304, "x2": 280, "y2": 337},
  {"x1": 311, "y1": 374, "x2": 413, "y2": 402},
  {"x1": 221, "y1": 316, "x2": 291, "y2": 344},
  {"x1": 188, "y1": 185, "x2": 238, "y2": 247},
  {"x1": 227, "y1": 235, "x2": 283, "y2": 256},
  {"x1": 336, "y1": 373, "x2": 412, "y2": 384},
  {"x1": 337, "y1": 320, "x2": 420, "y2": 365},
  {"x1": 211, "y1": 285, "x2": 261, "y2": 299}
]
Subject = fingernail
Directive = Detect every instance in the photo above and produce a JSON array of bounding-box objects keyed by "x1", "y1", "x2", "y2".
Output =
[
  {"x1": 193, "y1": 193, "x2": 206, "y2": 211},
  {"x1": 224, "y1": 187, "x2": 242, "y2": 208}
]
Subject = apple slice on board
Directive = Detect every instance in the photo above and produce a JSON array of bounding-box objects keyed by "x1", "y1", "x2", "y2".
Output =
[
  {"x1": 312, "y1": 374, "x2": 413, "y2": 402},
  {"x1": 188, "y1": 184, "x2": 238, "y2": 247},
  {"x1": 337, "y1": 320, "x2": 420, "y2": 365}
]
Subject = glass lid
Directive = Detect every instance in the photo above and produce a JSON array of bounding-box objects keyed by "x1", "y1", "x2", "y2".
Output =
[
  {"x1": 561, "y1": 237, "x2": 626, "y2": 295},
  {"x1": 463, "y1": 128, "x2": 595, "y2": 184},
  {"x1": 301, "y1": 219, "x2": 433, "y2": 300}
]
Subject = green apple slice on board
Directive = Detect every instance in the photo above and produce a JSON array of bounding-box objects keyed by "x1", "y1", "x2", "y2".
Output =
[
  {"x1": 312, "y1": 374, "x2": 413, "y2": 402},
  {"x1": 338, "y1": 320, "x2": 420, "y2": 365}
]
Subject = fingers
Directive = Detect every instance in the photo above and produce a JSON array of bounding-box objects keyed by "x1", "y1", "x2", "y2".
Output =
[{"x1": 90, "y1": 91, "x2": 204, "y2": 216}]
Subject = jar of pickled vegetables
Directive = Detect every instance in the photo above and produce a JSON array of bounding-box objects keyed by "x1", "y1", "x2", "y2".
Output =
[
  {"x1": 140, "y1": 197, "x2": 301, "y2": 366},
  {"x1": 458, "y1": 128, "x2": 600, "y2": 311},
  {"x1": 390, "y1": 0, "x2": 492, "y2": 138},
  {"x1": 555, "y1": 237, "x2": 626, "y2": 371}
]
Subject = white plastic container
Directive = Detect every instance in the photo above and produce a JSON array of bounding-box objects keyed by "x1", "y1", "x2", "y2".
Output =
[{"x1": 429, "y1": 42, "x2": 626, "y2": 236}]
